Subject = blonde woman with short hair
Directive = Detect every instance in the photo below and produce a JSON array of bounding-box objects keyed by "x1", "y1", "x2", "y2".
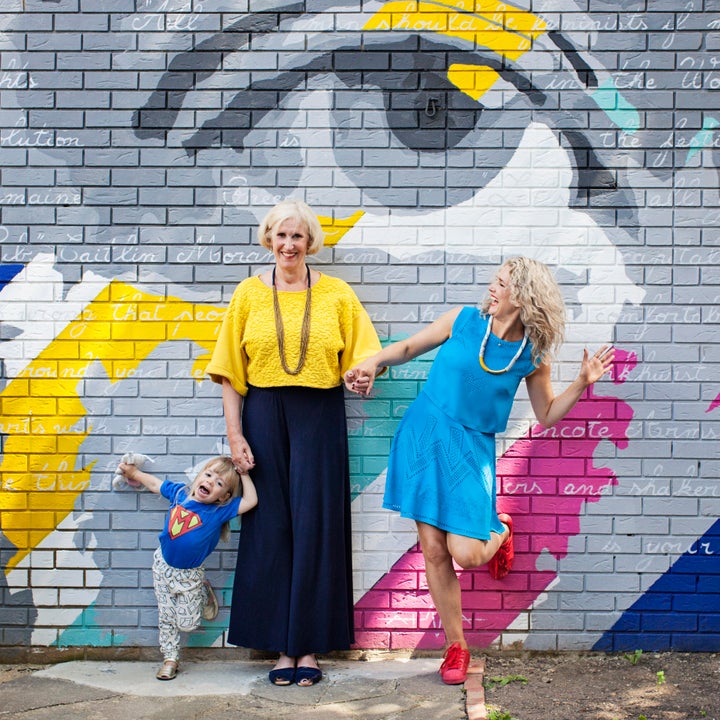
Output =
[{"x1": 207, "y1": 199, "x2": 382, "y2": 687}]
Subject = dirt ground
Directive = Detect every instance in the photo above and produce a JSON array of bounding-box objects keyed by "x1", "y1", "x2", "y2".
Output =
[
  {"x1": 482, "y1": 651, "x2": 720, "y2": 720},
  {"x1": 1, "y1": 652, "x2": 718, "y2": 720}
]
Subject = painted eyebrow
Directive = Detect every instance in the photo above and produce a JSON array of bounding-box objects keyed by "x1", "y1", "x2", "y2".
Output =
[
  {"x1": 133, "y1": 7, "x2": 604, "y2": 150},
  {"x1": 132, "y1": 3, "x2": 306, "y2": 141}
]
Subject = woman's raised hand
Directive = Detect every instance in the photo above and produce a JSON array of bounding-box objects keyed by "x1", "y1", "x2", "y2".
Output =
[{"x1": 580, "y1": 345, "x2": 615, "y2": 386}]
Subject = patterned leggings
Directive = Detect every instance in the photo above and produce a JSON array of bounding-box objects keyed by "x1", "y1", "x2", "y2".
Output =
[{"x1": 152, "y1": 548, "x2": 206, "y2": 662}]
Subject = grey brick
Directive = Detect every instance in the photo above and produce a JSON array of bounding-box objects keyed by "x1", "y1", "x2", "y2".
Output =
[
  {"x1": 113, "y1": 51, "x2": 168, "y2": 71},
  {"x1": 83, "y1": 33, "x2": 136, "y2": 52},
  {"x1": 88, "y1": 0, "x2": 135, "y2": 12},
  {"x1": 55, "y1": 13, "x2": 109, "y2": 32},
  {"x1": 56, "y1": 52, "x2": 112, "y2": 70}
]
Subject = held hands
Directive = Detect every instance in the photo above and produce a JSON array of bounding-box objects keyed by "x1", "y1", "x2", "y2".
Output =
[
  {"x1": 344, "y1": 362, "x2": 379, "y2": 397},
  {"x1": 580, "y1": 345, "x2": 615, "y2": 386},
  {"x1": 230, "y1": 434, "x2": 255, "y2": 473}
]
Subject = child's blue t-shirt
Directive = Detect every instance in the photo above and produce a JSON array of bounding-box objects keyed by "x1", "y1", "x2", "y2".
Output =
[{"x1": 158, "y1": 480, "x2": 241, "y2": 569}]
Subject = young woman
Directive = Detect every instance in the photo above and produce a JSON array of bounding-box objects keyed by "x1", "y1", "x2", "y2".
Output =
[{"x1": 345, "y1": 256, "x2": 614, "y2": 684}]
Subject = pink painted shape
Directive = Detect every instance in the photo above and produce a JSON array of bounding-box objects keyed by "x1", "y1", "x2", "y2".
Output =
[
  {"x1": 354, "y1": 359, "x2": 635, "y2": 650},
  {"x1": 708, "y1": 393, "x2": 720, "y2": 413},
  {"x1": 610, "y1": 348, "x2": 637, "y2": 385}
]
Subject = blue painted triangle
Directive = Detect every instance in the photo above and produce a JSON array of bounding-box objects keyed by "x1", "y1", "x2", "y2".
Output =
[{"x1": 594, "y1": 519, "x2": 720, "y2": 652}]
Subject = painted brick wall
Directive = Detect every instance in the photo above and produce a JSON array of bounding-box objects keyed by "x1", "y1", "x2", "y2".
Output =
[{"x1": 0, "y1": 0, "x2": 719, "y2": 654}]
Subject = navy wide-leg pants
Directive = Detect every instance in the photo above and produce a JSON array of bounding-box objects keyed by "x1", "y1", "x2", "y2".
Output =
[{"x1": 227, "y1": 385, "x2": 354, "y2": 656}]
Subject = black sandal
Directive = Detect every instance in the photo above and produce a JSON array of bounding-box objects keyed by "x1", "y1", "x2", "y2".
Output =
[
  {"x1": 295, "y1": 666, "x2": 322, "y2": 686},
  {"x1": 269, "y1": 667, "x2": 296, "y2": 685}
]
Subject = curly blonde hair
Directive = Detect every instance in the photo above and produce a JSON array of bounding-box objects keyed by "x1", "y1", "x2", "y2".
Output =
[
  {"x1": 481, "y1": 257, "x2": 566, "y2": 366},
  {"x1": 257, "y1": 199, "x2": 325, "y2": 255}
]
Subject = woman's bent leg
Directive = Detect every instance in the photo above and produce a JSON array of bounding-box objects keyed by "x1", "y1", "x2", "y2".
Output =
[{"x1": 446, "y1": 524, "x2": 509, "y2": 570}]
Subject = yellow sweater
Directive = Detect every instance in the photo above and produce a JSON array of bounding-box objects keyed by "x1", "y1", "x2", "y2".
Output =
[{"x1": 206, "y1": 274, "x2": 381, "y2": 396}]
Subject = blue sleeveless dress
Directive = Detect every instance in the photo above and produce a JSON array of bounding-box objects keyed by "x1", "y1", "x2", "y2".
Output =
[{"x1": 383, "y1": 307, "x2": 536, "y2": 540}]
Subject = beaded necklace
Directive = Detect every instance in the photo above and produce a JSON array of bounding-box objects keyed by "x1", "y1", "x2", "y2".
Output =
[
  {"x1": 478, "y1": 316, "x2": 528, "y2": 374},
  {"x1": 272, "y1": 266, "x2": 311, "y2": 375}
]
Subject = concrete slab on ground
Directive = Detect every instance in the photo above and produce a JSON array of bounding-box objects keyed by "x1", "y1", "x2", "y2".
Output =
[{"x1": 0, "y1": 658, "x2": 474, "y2": 720}]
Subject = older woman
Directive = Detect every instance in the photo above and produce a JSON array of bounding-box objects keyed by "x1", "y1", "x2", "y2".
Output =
[
  {"x1": 207, "y1": 199, "x2": 382, "y2": 686},
  {"x1": 345, "y1": 257, "x2": 614, "y2": 685}
]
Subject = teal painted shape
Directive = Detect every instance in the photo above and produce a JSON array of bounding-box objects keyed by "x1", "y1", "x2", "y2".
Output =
[
  {"x1": 687, "y1": 116, "x2": 719, "y2": 161},
  {"x1": 56, "y1": 605, "x2": 117, "y2": 647},
  {"x1": 592, "y1": 78, "x2": 640, "y2": 133},
  {"x1": 187, "y1": 579, "x2": 234, "y2": 648},
  {"x1": 348, "y1": 337, "x2": 436, "y2": 499},
  {"x1": 187, "y1": 626, "x2": 225, "y2": 647}
]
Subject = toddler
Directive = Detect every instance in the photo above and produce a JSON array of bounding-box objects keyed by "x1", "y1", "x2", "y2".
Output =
[{"x1": 116, "y1": 455, "x2": 257, "y2": 680}]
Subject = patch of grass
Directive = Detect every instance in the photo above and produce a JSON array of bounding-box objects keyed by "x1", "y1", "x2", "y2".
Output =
[
  {"x1": 487, "y1": 707, "x2": 521, "y2": 720},
  {"x1": 484, "y1": 674, "x2": 529, "y2": 689}
]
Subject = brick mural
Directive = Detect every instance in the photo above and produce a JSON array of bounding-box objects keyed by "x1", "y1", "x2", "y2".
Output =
[{"x1": 0, "y1": 0, "x2": 718, "y2": 653}]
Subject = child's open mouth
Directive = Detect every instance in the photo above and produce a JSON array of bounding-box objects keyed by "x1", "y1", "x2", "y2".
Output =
[{"x1": 196, "y1": 483, "x2": 211, "y2": 498}]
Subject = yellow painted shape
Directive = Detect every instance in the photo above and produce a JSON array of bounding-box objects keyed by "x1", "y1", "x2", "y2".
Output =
[
  {"x1": 364, "y1": 0, "x2": 546, "y2": 61},
  {"x1": 319, "y1": 211, "x2": 365, "y2": 247},
  {"x1": 0, "y1": 280, "x2": 226, "y2": 573},
  {"x1": 447, "y1": 63, "x2": 501, "y2": 100}
]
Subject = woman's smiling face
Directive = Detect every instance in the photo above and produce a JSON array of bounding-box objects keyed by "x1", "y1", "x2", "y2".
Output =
[
  {"x1": 270, "y1": 218, "x2": 310, "y2": 274},
  {"x1": 487, "y1": 266, "x2": 519, "y2": 319}
]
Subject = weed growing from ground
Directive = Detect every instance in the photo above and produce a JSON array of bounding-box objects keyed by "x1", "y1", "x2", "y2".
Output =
[
  {"x1": 487, "y1": 708, "x2": 520, "y2": 720},
  {"x1": 484, "y1": 674, "x2": 528, "y2": 690},
  {"x1": 624, "y1": 649, "x2": 643, "y2": 665}
]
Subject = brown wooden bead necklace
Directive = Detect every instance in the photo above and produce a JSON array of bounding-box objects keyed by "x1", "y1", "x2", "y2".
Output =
[{"x1": 272, "y1": 266, "x2": 311, "y2": 375}]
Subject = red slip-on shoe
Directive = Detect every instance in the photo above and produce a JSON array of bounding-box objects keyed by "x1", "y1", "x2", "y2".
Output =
[
  {"x1": 439, "y1": 642, "x2": 471, "y2": 685},
  {"x1": 488, "y1": 513, "x2": 514, "y2": 580}
]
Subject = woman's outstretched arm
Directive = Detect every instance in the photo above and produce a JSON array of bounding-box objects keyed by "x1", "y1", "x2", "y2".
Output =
[
  {"x1": 525, "y1": 346, "x2": 614, "y2": 428},
  {"x1": 344, "y1": 307, "x2": 462, "y2": 396}
]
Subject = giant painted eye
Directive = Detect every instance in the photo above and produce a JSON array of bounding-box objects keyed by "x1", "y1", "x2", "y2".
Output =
[{"x1": 132, "y1": 17, "x2": 554, "y2": 211}]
